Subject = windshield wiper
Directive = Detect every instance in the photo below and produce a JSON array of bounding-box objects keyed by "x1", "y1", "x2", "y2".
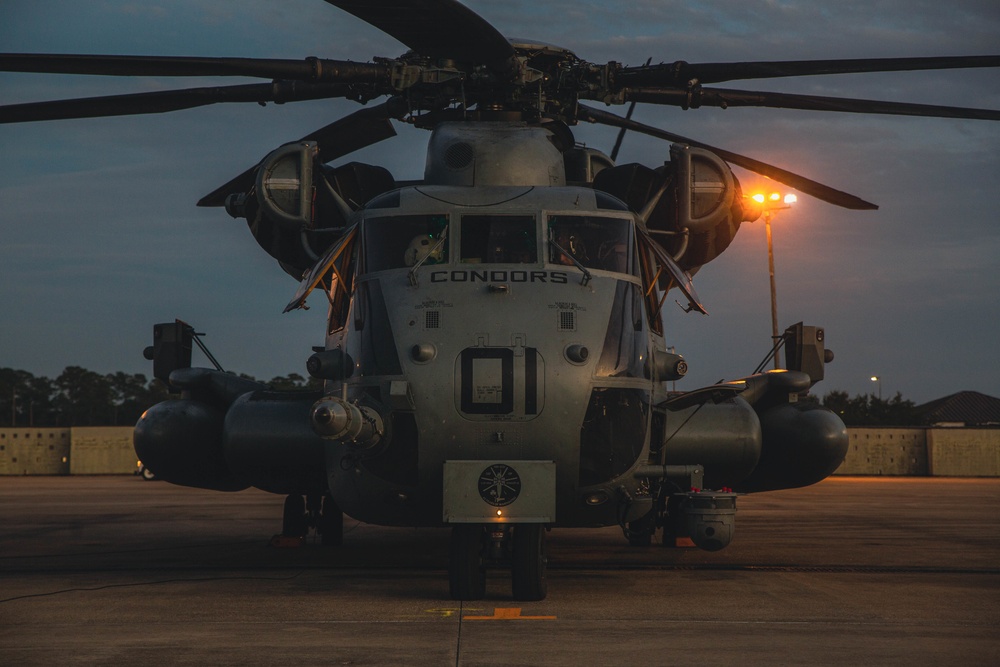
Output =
[{"x1": 549, "y1": 236, "x2": 592, "y2": 286}]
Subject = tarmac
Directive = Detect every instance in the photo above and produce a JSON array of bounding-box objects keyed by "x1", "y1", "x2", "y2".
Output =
[{"x1": 1, "y1": 475, "x2": 997, "y2": 665}]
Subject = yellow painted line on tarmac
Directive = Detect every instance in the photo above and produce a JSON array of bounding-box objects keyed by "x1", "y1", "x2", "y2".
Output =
[
  {"x1": 424, "y1": 608, "x2": 483, "y2": 618},
  {"x1": 463, "y1": 607, "x2": 556, "y2": 620}
]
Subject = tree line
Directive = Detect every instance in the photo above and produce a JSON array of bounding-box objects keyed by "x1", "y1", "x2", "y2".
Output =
[
  {"x1": 1, "y1": 367, "x2": 320, "y2": 428},
  {"x1": 808, "y1": 390, "x2": 919, "y2": 427}
]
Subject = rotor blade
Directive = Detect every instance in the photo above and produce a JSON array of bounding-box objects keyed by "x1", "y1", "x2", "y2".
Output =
[
  {"x1": 0, "y1": 53, "x2": 390, "y2": 83},
  {"x1": 0, "y1": 81, "x2": 353, "y2": 124},
  {"x1": 198, "y1": 100, "x2": 402, "y2": 207},
  {"x1": 625, "y1": 87, "x2": 1000, "y2": 121},
  {"x1": 325, "y1": 0, "x2": 516, "y2": 74},
  {"x1": 618, "y1": 55, "x2": 1000, "y2": 87},
  {"x1": 578, "y1": 104, "x2": 878, "y2": 210}
]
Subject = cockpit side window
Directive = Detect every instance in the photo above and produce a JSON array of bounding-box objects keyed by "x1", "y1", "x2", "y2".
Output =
[
  {"x1": 546, "y1": 215, "x2": 632, "y2": 275},
  {"x1": 364, "y1": 214, "x2": 449, "y2": 273},
  {"x1": 460, "y1": 215, "x2": 537, "y2": 264}
]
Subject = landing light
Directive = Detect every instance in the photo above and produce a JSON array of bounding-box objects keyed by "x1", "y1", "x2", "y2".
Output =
[{"x1": 749, "y1": 191, "x2": 796, "y2": 210}]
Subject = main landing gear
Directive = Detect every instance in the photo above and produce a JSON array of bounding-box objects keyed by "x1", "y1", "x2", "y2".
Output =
[
  {"x1": 280, "y1": 493, "x2": 343, "y2": 546},
  {"x1": 449, "y1": 524, "x2": 548, "y2": 601}
]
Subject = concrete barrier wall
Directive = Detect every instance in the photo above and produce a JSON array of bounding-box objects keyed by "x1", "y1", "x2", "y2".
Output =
[
  {"x1": 69, "y1": 427, "x2": 137, "y2": 475},
  {"x1": 927, "y1": 429, "x2": 1000, "y2": 477},
  {"x1": 836, "y1": 428, "x2": 928, "y2": 476},
  {"x1": 0, "y1": 427, "x2": 135, "y2": 476},
  {"x1": 835, "y1": 428, "x2": 1000, "y2": 476},
  {"x1": 0, "y1": 428, "x2": 71, "y2": 475}
]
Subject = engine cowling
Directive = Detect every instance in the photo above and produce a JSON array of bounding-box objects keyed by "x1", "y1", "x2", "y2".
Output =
[
  {"x1": 593, "y1": 144, "x2": 755, "y2": 275},
  {"x1": 224, "y1": 141, "x2": 395, "y2": 277}
]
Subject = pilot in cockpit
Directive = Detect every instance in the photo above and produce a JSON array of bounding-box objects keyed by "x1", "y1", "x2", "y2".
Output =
[{"x1": 404, "y1": 234, "x2": 445, "y2": 267}]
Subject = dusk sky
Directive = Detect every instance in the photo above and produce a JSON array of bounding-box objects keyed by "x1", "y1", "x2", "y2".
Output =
[{"x1": 1, "y1": 0, "x2": 998, "y2": 403}]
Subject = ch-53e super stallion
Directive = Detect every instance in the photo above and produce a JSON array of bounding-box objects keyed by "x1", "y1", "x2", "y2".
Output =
[{"x1": 2, "y1": 0, "x2": 997, "y2": 601}]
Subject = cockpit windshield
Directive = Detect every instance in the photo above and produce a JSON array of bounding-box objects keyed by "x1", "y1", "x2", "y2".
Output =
[
  {"x1": 363, "y1": 212, "x2": 633, "y2": 276},
  {"x1": 364, "y1": 214, "x2": 449, "y2": 272},
  {"x1": 547, "y1": 215, "x2": 632, "y2": 274},
  {"x1": 460, "y1": 215, "x2": 537, "y2": 264}
]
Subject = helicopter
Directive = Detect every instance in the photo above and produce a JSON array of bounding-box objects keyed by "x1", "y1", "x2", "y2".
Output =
[{"x1": 1, "y1": 1, "x2": 998, "y2": 601}]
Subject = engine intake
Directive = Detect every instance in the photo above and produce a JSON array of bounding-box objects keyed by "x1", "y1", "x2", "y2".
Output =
[{"x1": 593, "y1": 144, "x2": 753, "y2": 275}]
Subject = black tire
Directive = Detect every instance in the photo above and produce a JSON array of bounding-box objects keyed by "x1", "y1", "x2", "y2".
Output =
[
  {"x1": 627, "y1": 526, "x2": 653, "y2": 547},
  {"x1": 281, "y1": 494, "x2": 308, "y2": 538},
  {"x1": 627, "y1": 510, "x2": 656, "y2": 546},
  {"x1": 511, "y1": 524, "x2": 547, "y2": 601},
  {"x1": 449, "y1": 525, "x2": 486, "y2": 600},
  {"x1": 318, "y1": 494, "x2": 344, "y2": 546}
]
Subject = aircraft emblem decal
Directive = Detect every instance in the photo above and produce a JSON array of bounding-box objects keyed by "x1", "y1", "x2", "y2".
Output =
[{"x1": 478, "y1": 464, "x2": 522, "y2": 507}]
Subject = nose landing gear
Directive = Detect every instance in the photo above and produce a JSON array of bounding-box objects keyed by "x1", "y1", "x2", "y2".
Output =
[{"x1": 448, "y1": 524, "x2": 548, "y2": 601}]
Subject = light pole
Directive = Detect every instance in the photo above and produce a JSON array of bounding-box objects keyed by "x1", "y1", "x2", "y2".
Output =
[
  {"x1": 750, "y1": 191, "x2": 796, "y2": 369},
  {"x1": 870, "y1": 375, "x2": 882, "y2": 400}
]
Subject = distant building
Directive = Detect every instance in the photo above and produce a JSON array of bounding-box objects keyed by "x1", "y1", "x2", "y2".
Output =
[{"x1": 916, "y1": 391, "x2": 1000, "y2": 427}]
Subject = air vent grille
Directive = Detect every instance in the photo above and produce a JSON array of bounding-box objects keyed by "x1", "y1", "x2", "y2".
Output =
[
  {"x1": 425, "y1": 311, "x2": 441, "y2": 329},
  {"x1": 559, "y1": 311, "x2": 575, "y2": 331},
  {"x1": 444, "y1": 142, "x2": 474, "y2": 169}
]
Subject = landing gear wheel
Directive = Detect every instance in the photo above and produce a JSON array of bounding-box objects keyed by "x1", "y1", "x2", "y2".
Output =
[
  {"x1": 511, "y1": 524, "x2": 547, "y2": 601},
  {"x1": 627, "y1": 512, "x2": 655, "y2": 547},
  {"x1": 281, "y1": 494, "x2": 308, "y2": 538},
  {"x1": 449, "y1": 525, "x2": 486, "y2": 600},
  {"x1": 318, "y1": 493, "x2": 343, "y2": 546}
]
